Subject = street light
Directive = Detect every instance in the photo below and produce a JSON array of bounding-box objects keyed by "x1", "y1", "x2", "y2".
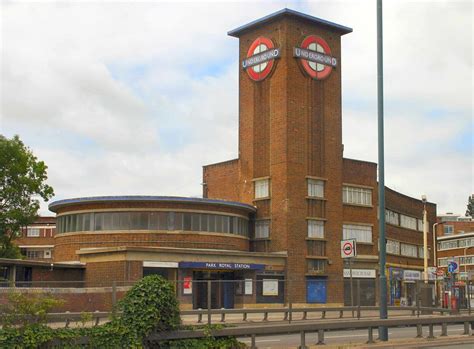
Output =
[{"x1": 422, "y1": 195, "x2": 428, "y2": 284}]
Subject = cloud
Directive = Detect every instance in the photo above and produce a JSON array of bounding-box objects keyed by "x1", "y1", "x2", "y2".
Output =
[{"x1": 0, "y1": 0, "x2": 472, "y2": 216}]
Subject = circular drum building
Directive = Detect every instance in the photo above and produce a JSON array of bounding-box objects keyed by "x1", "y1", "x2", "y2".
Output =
[{"x1": 49, "y1": 196, "x2": 287, "y2": 309}]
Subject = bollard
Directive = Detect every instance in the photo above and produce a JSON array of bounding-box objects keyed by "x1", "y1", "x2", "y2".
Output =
[
  {"x1": 441, "y1": 323, "x2": 447, "y2": 336},
  {"x1": 197, "y1": 309, "x2": 203, "y2": 323},
  {"x1": 427, "y1": 324, "x2": 435, "y2": 339},
  {"x1": 367, "y1": 327, "x2": 375, "y2": 344},
  {"x1": 464, "y1": 322, "x2": 470, "y2": 335},
  {"x1": 321, "y1": 311, "x2": 326, "y2": 319},
  {"x1": 263, "y1": 311, "x2": 268, "y2": 322},
  {"x1": 250, "y1": 334, "x2": 257, "y2": 349},
  {"x1": 316, "y1": 329, "x2": 325, "y2": 345},
  {"x1": 65, "y1": 311, "x2": 70, "y2": 328},
  {"x1": 416, "y1": 324, "x2": 423, "y2": 338},
  {"x1": 220, "y1": 308, "x2": 225, "y2": 323},
  {"x1": 298, "y1": 331, "x2": 308, "y2": 349},
  {"x1": 94, "y1": 310, "x2": 100, "y2": 326}
]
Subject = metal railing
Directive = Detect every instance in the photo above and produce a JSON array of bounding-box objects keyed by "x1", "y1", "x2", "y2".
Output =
[
  {"x1": 145, "y1": 315, "x2": 474, "y2": 348},
  {"x1": 22, "y1": 305, "x2": 453, "y2": 329}
]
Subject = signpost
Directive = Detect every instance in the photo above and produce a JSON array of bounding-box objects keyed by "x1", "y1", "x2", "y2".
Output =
[
  {"x1": 448, "y1": 261, "x2": 459, "y2": 274},
  {"x1": 341, "y1": 239, "x2": 357, "y2": 316}
]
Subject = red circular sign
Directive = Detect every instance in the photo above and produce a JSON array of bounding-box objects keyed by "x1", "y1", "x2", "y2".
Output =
[
  {"x1": 299, "y1": 35, "x2": 333, "y2": 80},
  {"x1": 343, "y1": 242, "x2": 353, "y2": 255},
  {"x1": 245, "y1": 37, "x2": 276, "y2": 81}
]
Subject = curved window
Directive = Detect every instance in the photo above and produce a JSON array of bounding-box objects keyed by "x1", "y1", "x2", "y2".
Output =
[{"x1": 56, "y1": 211, "x2": 250, "y2": 237}]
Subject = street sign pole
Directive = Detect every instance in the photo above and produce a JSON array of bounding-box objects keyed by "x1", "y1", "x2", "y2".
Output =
[{"x1": 350, "y1": 257, "x2": 354, "y2": 317}]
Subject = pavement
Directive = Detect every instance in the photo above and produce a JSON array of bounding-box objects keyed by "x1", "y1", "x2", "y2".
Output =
[
  {"x1": 238, "y1": 325, "x2": 474, "y2": 348},
  {"x1": 180, "y1": 309, "x2": 457, "y2": 325}
]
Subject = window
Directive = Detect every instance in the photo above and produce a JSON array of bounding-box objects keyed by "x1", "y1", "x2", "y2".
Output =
[
  {"x1": 438, "y1": 258, "x2": 448, "y2": 267},
  {"x1": 444, "y1": 225, "x2": 454, "y2": 235},
  {"x1": 307, "y1": 220, "x2": 324, "y2": 238},
  {"x1": 459, "y1": 237, "x2": 474, "y2": 248},
  {"x1": 307, "y1": 179, "x2": 324, "y2": 198},
  {"x1": 417, "y1": 219, "x2": 424, "y2": 232},
  {"x1": 418, "y1": 246, "x2": 424, "y2": 258},
  {"x1": 26, "y1": 228, "x2": 40, "y2": 237},
  {"x1": 307, "y1": 259, "x2": 326, "y2": 273},
  {"x1": 254, "y1": 179, "x2": 269, "y2": 199},
  {"x1": 401, "y1": 243, "x2": 417, "y2": 257},
  {"x1": 385, "y1": 210, "x2": 399, "y2": 225},
  {"x1": 342, "y1": 186, "x2": 372, "y2": 206},
  {"x1": 56, "y1": 212, "x2": 249, "y2": 237},
  {"x1": 26, "y1": 250, "x2": 41, "y2": 259},
  {"x1": 255, "y1": 220, "x2": 270, "y2": 239},
  {"x1": 343, "y1": 224, "x2": 372, "y2": 243},
  {"x1": 386, "y1": 240, "x2": 400, "y2": 255},
  {"x1": 400, "y1": 215, "x2": 417, "y2": 230},
  {"x1": 307, "y1": 240, "x2": 326, "y2": 256},
  {"x1": 439, "y1": 240, "x2": 458, "y2": 250}
]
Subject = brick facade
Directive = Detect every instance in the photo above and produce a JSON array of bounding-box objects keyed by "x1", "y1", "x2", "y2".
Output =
[{"x1": 203, "y1": 11, "x2": 437, "y2": 304}]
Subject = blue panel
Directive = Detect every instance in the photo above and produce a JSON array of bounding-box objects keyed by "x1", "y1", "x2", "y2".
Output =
[{"x1": 307, "y1": 278, "x2": 327, "y2": 303}]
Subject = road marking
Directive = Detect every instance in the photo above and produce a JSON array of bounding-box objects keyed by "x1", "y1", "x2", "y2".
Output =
[{"x1": 241, "y1": 339, "x2": 281, "y2": 343}]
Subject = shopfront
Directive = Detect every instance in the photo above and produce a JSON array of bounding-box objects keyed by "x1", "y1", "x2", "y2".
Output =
[
  {"x1": 343, "y1": 269, "x2": 376, "y2": 306},
  {"x1": 178, "y1": 261, "x2": 265, "y2": 309}
]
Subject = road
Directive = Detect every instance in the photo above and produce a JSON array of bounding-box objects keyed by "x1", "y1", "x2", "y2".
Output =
[{"x1": 238, "y1": 324, "x2": 472, "y2": 348}]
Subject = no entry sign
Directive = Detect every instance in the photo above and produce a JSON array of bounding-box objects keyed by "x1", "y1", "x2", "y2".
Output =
[
  {"x1": 242, "y1": 36, "x2": 280, "y2": 81},
  {"x1": 341, "y1": 239, "x2": 357, "y2": 258}
]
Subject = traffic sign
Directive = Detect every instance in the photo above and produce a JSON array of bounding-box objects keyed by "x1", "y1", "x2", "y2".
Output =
[
  {"x1": 448, "y1": 261, "x2": 459, "y2": 273},
  {"x1": 341, "y1": 239, "x2": 357, "y2": 258}
]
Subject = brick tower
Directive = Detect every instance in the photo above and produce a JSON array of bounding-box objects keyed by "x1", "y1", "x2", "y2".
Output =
[{"x1": 204, "y1": 9, "x2": 352, "y2": 303}]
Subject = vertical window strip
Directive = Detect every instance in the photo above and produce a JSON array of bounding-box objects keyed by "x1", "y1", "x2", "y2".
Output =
[
  {"x1": 307, "y1": 220, "x2": 324, "y2": 238},
  {"x1": 307, "y1": 179, "x2": 324, "y2": 198},
  {"x1": 254, "y1": 179, "x2": 269, "y2": 199},
  {"x1": 343, "y1": 224, "x2": 372, "y2": 243}
]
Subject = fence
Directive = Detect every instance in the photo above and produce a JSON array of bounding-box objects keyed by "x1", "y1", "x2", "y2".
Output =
[
  {"x1": 1, "y1": 277, "x2": 473, "y2": 315},
  {"x1": 44, "y1": 314, "x2": 474, "y2": 348}
]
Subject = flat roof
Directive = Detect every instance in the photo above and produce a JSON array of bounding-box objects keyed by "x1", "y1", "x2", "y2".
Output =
[
  {"x1": 228, "y1": 8, "x2": 352, "y2": 37},
  {"x1": 48, "y1": 196, "x2": 256, "y2": 213},
  {"x1": 0, "y1": 258, "x2": 85, "y2": 269}
]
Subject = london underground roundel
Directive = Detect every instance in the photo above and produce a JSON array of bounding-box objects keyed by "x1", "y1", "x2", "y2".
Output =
[
  {"x1": 294, "y1": 35, "x2": 337, "y2": 80},
  {"x1": 242, "y1": 37, "x2": 281, "y2": 82}
]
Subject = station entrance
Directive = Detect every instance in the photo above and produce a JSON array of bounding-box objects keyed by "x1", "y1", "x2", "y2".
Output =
[{"x1": 193, "y1": 271, "x2": 235, "y2": 309}]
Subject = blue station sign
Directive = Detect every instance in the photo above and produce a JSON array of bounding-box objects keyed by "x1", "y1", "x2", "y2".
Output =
[{"x1": 179, "y1": 262, "x2": 265, "y2": 270}]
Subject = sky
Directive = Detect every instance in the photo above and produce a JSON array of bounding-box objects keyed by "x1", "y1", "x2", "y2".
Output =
[{"x1": 0, "y1": 0, "x2": 472, "y2": 216}]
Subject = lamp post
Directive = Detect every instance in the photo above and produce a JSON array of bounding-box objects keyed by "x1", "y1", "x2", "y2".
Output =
[
  {"x1": 432, "y1": 221, "x2": 443, "y2": 306},
  {"x1": 422, "y1": 195, "x2": 428, "y2": 284},
  {"x1": 463, "y1": 246, "x2": 473, "y2": 311}
]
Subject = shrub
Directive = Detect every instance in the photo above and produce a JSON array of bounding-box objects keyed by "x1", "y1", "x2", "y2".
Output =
[{"x1": 0, "y1": 276, "x2": 243, "y2": 349}]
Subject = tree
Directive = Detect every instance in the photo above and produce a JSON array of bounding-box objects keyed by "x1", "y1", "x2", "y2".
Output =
[
  {"x1": 0, "y1": 135, "x2": 54, "y2": 258},
  {"x1": 467, "y1": 194, "x2": 474, "y2": 217}
]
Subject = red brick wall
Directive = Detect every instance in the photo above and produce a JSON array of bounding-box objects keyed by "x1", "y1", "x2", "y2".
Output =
[
  {"x1": 84, "y1": 261, "x2": 143, "y2": 286},
  {"x1": 203, "y1": 159, "x2": 240, "y2": 201},
  {"x1": 54, "y1": 232, "x2": 249, "y2": 261}
]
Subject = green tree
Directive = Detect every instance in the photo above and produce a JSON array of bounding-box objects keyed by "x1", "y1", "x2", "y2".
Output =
[
  {"x1": 467, "y1": 194, "x2": 474, "y2": 217},
  {"x1": 0, "y1": 135, "x2": 54, "y2": 258}
]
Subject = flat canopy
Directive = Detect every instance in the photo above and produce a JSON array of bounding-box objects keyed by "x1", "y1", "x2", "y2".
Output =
[{"x1": 228, "y1": 8, "x2": 352, "y2": 37}]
